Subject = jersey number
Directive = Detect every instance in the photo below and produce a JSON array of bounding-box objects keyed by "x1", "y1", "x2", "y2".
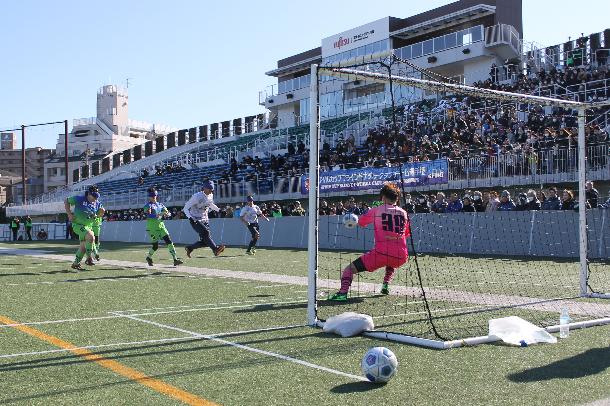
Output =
[{"x1": 381, "y1": 213, "x2": 405, "y2": 234}]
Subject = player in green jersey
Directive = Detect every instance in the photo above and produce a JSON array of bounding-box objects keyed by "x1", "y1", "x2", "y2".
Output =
[
  {"x1": 91, "y1": 211, "x2": 103, "y2": 261},
  {"x1": 64, "y1": 185, "x2": 105, "y2": 269},
  {"x1": 144, "y1": 187, "x2": 183, "y2": 266}
]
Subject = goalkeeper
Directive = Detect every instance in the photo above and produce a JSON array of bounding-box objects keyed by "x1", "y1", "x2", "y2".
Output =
[
  {"x1": 64, "y1": 185, "x2": 105, "y2": 270},
  {"x1": 144, "y1": 187, "x2": 183, "y2": 266},
  {"x1": 329, "y1": 183, "x2": 410, "y2": 301}
]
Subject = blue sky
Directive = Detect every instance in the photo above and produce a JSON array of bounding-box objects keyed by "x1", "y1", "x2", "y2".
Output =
[{"x1": 1, "y1": 0, "x2": 608, "y2": 149}]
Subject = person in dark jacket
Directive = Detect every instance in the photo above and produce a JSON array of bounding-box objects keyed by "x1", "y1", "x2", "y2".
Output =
[
  {"x1": 541, "y1": 187, "x2": 561, "y2": 210},
  {"x1": 497, "y1": 190, "x2": 516, "y2": 211},
  {"x1": 524, "y1": 190, "x2": 541, "y2": 210},
  {"x1": 585, "y1": 181, "x2": 600, "y2": 208},
  {"x1": 403, "y1": 193, "x2": 415, "y2": 214},
  {"x1": 515, "y1": 193, "x2": 529, "y2": 211},
  {"x1": 414, "y1": 195, "x2": 431, "y2": 213},
  {"x1": 445, "y1": 193, "x2": 463, "y2": 213},
  {"x1": 472, "y1": 191, "x2": 486, "y2": 212},
  {"x1": 462, "y1": 196, "x2": 476, "y2": 212},
  {"x1": 560, "y1": 189, "x2": 576, "y2": 210}
]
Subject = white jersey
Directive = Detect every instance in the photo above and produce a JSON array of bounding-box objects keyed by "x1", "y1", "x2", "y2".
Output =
[
  {"x1": 183, "y1": 191, "x2": 219, "y2": 222},
  {"x1": 240, "y1": 205, "x2": 262, "y2": 224}
]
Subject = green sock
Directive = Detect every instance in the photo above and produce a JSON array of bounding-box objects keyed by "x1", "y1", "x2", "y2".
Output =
[
  {"x1": 85, "y1": 241, "x2": 93, "y2": 257},
  {"x1": 148, "y1": 247, "x2": 156, "y2": 258},
  {"x1": 93, "y1": 240, "x2": 99, "y2": 255},
  {"x1": 74, "y1": 249, "x2": 84, "y2": 264},
  {"x1": 168, "y1": 243, "x2": 177, "y2": 260}
]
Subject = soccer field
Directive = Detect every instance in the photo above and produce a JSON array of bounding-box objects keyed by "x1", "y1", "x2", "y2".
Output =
[{"x1": 0, "y1": 240, "x2": 609, "y2": 405}]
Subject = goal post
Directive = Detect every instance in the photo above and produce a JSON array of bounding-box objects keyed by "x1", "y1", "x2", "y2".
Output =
[{"x1": 307, "y1": 60, "x2": 610, "y2": 348}]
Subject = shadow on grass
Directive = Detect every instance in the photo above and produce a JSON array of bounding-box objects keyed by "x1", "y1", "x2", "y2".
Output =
[
  {"x1": 331, "y1": 381, "x2": 383, "y2": 393},
  {"x1": 508, "y1": 347, "x2": 610, "y2": 382}
]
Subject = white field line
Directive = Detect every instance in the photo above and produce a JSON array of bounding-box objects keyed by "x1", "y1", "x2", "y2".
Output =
[
  {"x1": 0, "y1": 299, "x2": 308, "y2": 329},
  {"x1": 4, "y1": 248, "x2": 610, "y2": 317},
  {"x1": 115, "y1": 313, "x2": 367, "y2": 382},
  {"x1": 0, "y1": 324, "x2": 307, "y2": 360}
]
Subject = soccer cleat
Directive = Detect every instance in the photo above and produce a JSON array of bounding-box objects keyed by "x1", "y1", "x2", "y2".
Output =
[
  {"x1": 71, "y1": 263, "x2": 83, "y2": 270},
  {"x1": 381, "y1": 283, "x2": 390, "y2": 295},
  {"x1": 246, "y1": 250, "x2": 254, "y2": 256},
  {"x1": 146, "y1": 256, "x2": 154, "y2": 266},
  {"x1": 185, "y1": 246, "x2": 193, "y2": 258},
  {"x1": 328, "y1": 292, "x2": 348, "y2": 301},
  {"x1": 94, "y1": 253, "x2": 100, "y2": 261},
  {"x1": 214, "y1": 245, "x2": 225, "y2": 257},
  {"x1": 173, "y1": 258, "x2": 184, "y2": 266},
  {"x1": 85, "y1": 258, "x2": 95, "y2": 266}
]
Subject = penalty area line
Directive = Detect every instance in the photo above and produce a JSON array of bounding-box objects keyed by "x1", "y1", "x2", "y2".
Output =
[{"x1": 113, "y1": 312, "x2": 367, "y2": 382}]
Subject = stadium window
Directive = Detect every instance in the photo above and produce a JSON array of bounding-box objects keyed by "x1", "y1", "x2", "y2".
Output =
[
  {"x1": 471, "y1": 26, "x2": 482, "y2": 42},
  {"x1": 434, "y1": 36, "x2": 445, "y2": 52},
  {"x1": 279, "y1": 81, "x2": 286, "y2": 94},
  {"x1": 445, "y1": 32, "x2": 457, "y2": 48},
  {"x1": 372, "y1": 41, "x2": 381, "y2": 54},
  {"x1": 411, "y1": 42, "x2": 422, "y2": 58},
  {"x1": 423, "y1": 39, "x2": 433, "y2": 55},
  {"x1": 365, "y1": 43, "x2": 373, "y2": 55},
  {"x1": 461, "y1": 30, "x2": 472, "y2": 45},
  {"x1": 402, "y1": 46, "x2": 412, "y2": 59},
  {"x1": 358, "y1": 46, "x2": 367, "y2": 57}
]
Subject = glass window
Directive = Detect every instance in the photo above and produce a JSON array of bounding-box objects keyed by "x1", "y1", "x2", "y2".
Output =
[
  {"x1": 380, "y1": 39, "x2": 388, "y2": 51},
  {"x1": 433, "y1": 36, "x2": 445, "y2": 52},
  {"x1": 445, "y1": 32, "x2": 456, "y2": 48},
  {"x1": 372, "y1": 41, "x2": 381, "y2": 54},
  {"x1": 423, "y1": 39, "x2": 433, "y2": 56},
  {"x1": 365, "y1": 43, "x2": 374, "y2": 55},
  {"x1": 471, "y1": 26, "x2": 482, "y2": 42},
  {"x1": 401, "y1": 46, "x2": 411, "y2": 60},
  {"x1": 411, "y1": 42, "x2": 422, "y2": 58},
  {"x1": 350, "y1": 48, "x2": 358, "y2": 59},
  {"x1": 279, "y1": 81, "x2": 286, "y2": 94},
  {"x1": 461, "y1": 30, "x2": 472, "y2": 45},
  {"x1": 358, "y1": 45, "x2": 367, "y2": 56}
]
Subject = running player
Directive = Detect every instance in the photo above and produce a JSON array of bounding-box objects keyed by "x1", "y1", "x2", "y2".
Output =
[
  {"x1": 240, "y1": 196, "x2": 269, "y2": 255},
  {"x1": 183, "y1": 180, "x2": 225, "y2": 258},
  {"x1": 64, "y1": 185, "x2": 105, "y2": 270},
  {"x1": 144, "y1": 187, "x2": 183, "y2": 266},
  {"x1": 329, "y1": 183, "x2": 410, "y2": 301}
]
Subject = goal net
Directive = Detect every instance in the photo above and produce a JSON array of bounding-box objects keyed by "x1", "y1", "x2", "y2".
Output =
[{"x1": 306, "y1": 55, "x2": 610, "y2": 348}]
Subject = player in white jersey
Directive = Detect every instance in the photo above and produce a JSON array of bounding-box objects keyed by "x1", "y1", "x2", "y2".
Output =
[
  {"x1": 183, "y1": 180, "x2": 225, "y2": 258},
  {"x1": 240, "y1": 196, "x2": 269, "y2": 255}
]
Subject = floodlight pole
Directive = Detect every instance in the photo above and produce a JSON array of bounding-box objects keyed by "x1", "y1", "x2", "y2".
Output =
[
  {"x1": 578, "y1": 107, "x2": 588, "y2": 296},
  {"x1": 64, "y1": 120, "x2": 69, "y2": 186},
  {"x1": 307, "y1": 64, "x2": 320, "y2": 326},
  {"x1": 21, "y1": 125, "x2": 26, "y2": 204}
]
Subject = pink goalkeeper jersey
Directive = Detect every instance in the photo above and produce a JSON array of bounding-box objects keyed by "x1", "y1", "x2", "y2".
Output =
[{"x1": 358, "y1": 204, "x2": 410, "y2": 257}]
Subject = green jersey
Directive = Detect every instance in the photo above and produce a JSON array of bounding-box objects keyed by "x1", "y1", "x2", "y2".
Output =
[
  {"x1": 143, "y1": 201, "x2": 168, "y2": 230},
  {"x1": 67, "y1": 195, "x2": 103, "y2": 226}
]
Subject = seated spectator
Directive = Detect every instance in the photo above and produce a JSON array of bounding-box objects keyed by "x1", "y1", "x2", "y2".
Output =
[
  {"x1": 472, "y1": 191, "x2": 485, "y2": 212},
  {"x1": 319, "y1": 200, "x2": 332, "y2": 216},
  {"x1": 462, "y1": 196, "x2": 476, "y2": 212},
  {"x1": 445, "y1": 193, "x2": 463, "y2": 213},
  {"x1": 335, "y1": 202, "x2": 345, "y2": 216},
  {"x1": 515, "y1": 193, "x2": 529, "y2": 211},
  {"x1": 431, "y1": 192, "x2": 447, "y2": 213},
  {"x1": 497, "y1": 190, "x2": 516, "y2": 211},
  {"x1": 403, "y1": 193, "x2": 415, "y2": 214},
  {"x1": 486, "y1": 191, "x2": 500, "y2": 212},
  {"x1": 271, "y1": 202, "x2": 283, "y2": 218},
  {"x1": 586, "y1": 181, "x2": 599, "y2": 208},
  {"x1": 292, "y1": 201, "x2": 306, "y2": 216},
  {"x1": 560, "y1": 189, "x2": 576, "y2": 210},
  {"x1": 36, "y1": 229, "x2": 48, "y2": 240},
  {"x1": 414, "y1": 195, "x2": 431, "y2": 213},
  {"x1": 541, "y1": 187, "x2": 561, "y2": 210},
  {"x1": 525, "y1": 189, "x2": 541, "y2": 210}
]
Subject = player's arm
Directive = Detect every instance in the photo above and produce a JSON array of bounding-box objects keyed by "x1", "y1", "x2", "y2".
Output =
[
  {"x1": 206, "y1": 195, "x2": 220, "y2": 212},
  {"x1": 357, "y1": 208, "x2": 374, "y2": 227},
  {"x1": 239, "y1": 208, "x2": 249, "y2": 225},
  {"x1": 65, "y1": 197, "x2": 75, "y2": 221},
  {"x1": 97, "y1": 205, "x2": 105, "y2": 218},
  {"x1": 258, "y1": 208, "x2": 270, "y2": 222}
]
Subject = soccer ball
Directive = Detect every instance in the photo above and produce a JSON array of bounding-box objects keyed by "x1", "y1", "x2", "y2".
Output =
[
  {"x1": 361, "y1": 347, "x2": 398, "y2": 383},
  {"x1": 343, "y1": 213, "x2": 358, "y2": 229}
]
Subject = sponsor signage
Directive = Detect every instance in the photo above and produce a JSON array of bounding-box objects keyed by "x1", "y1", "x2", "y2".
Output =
[
  {"x1": 301, "y1": 159, "x2": 448, "y2": 194},
  {"x1": 321, "y1": 17, "x2": 389, "y2": 57}
]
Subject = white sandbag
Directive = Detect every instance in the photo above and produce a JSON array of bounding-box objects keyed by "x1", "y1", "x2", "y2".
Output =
[
  {"x1": 489, "y1": 316, "x2": 557, "y2": 346},
  {"x1": 323, "y1": 312, "x2": 374, "y2": 337}
]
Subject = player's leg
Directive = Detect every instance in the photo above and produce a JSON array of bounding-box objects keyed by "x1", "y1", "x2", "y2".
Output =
[
  {"x1": 162, "y1": 234, "x2": 183, "y2": 266},
  {"x1": 71, "y1": 225, "x2": 87, "y2": 269},
  {"x1": 146, "y1": 231, "x2": 159, "y2": 266},
  {"x1": 27, "y1": 229, "x2": 32, "y2": 241},
  {"x1": 84, "y1": 229, "x2": 95, "y2": 266},
  {"x1": 246, "y1": 224, "x2": 259, "y2": 254},
  {"x1": 328, "y1": 256, "x2": 370, "y2": 301},
  {"x1": 381, "y1": 267, "x2": 395, "y2": 295},
  {"x1": 186, "y1": 220, "x2": 224, "y2": 257},
  {"x1": 92, "y1": 228, "x2": 100, "y2": 261}
]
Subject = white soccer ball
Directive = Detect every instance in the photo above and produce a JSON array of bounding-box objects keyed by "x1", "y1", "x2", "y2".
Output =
[
  {"x1": 361, "y1": 347, "x2": 398, "y2": 383},
  {"x1": 343, "y1": 213, "x2": 358, "y2": 229}
]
